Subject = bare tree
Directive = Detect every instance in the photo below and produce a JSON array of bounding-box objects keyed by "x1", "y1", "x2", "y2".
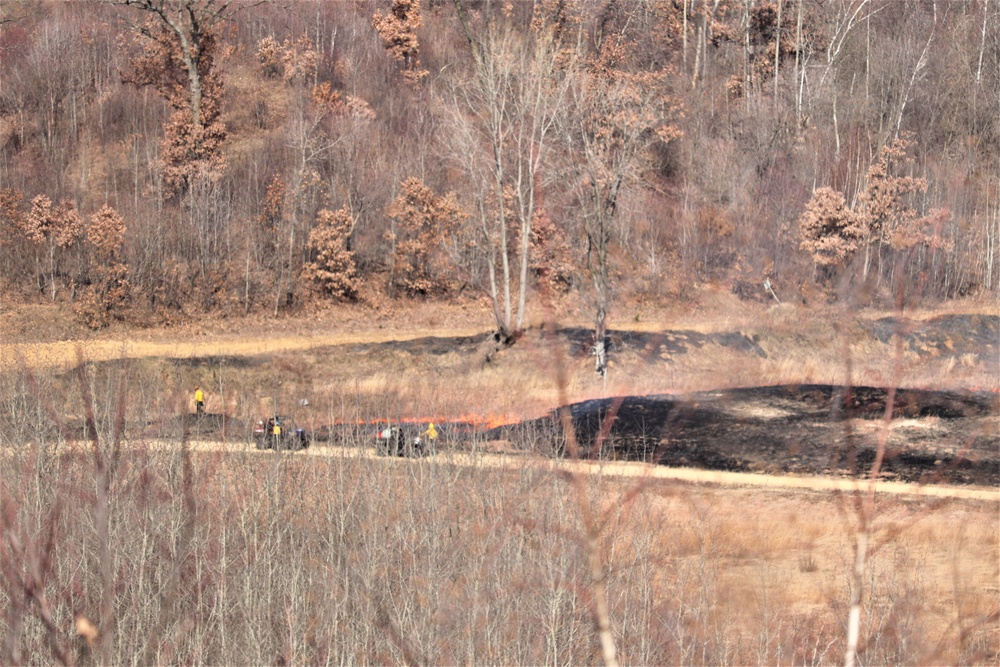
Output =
[
  {"x1": 447, "y1": 2, "x2": 574, "y2": 345},
  {"x1": 561, "y1": 30, "x2": 681, "y2": 376}
]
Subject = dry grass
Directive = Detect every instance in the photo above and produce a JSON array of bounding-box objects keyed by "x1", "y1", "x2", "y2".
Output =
[
  {"x1": 614, "y1": 481, "x2": 999, "y2": 664},
  {"x1": 7, "y1": 321, "x2": 995, "y2": 434},
  {"x1": 3, "y1": 441, "x2": 994, "y2": 665}
]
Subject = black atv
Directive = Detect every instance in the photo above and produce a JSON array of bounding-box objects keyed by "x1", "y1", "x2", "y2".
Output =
[
  {"x1": 254, "y1": 416, "x2": 308, "y2": 451},
  {"x1": 374, "y1": 423, "x2": 426, "y2": 457}
]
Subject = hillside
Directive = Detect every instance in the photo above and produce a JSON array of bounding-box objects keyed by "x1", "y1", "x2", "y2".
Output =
[
  {"x1": 1, "y1": 4, "x2": 998, "y2": 659},
  {"x1": 0, "y1": 0, "x2": 996, "y2": 344}
]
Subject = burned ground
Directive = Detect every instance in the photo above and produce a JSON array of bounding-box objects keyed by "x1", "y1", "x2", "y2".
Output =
[
  {"x1": 166, "y1": 385, "x2": 1000, "y2": 487},
  {"x1": 158, "y1": 384, "x2": 999, "y2": 488},
  {"x1": 869, "y1": 314, "x2": 999, "y2": 364},
  {"x1": 306, "y1": 326, "x2": 766, "y2": 364},
  {"x1": 494, "y1": 386, "x2": 998, "y2": 486},
  {"x1": 558, "y1": 327, "x2": 767, "y2": 361}
]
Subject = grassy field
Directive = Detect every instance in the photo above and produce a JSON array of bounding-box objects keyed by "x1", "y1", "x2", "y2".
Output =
[{"x1": 0, "y1": 293, "x2": 997, "y2": 664}]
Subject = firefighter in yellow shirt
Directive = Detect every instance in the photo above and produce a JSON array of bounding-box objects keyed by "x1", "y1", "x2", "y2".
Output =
[
  {"x1": 421, "y1": 422, "x2": 438, "y2": 442},
  {"x1": 194, "y1": 386, "x2": 205, "y2": 414},
  {"x1": 272, "y1": 418, "x2": 282, "y2": 447}
]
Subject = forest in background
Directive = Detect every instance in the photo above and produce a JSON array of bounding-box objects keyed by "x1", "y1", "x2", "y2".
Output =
[
  {"x1": 0, "y1": 0, "x2": 996, "y2": 338},
  {"x1": 1, "y1": 5, "x2": 999, "y2": 664}
]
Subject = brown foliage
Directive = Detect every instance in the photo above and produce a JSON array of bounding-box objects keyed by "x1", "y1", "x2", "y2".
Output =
[
  {"x1": 256, "y1": 35, "x2": 284, "y2": 77},
  {"x1": 258, "y1": 176, "x2": 287, "y2": 238},
  {"x1": 372, "y1": 0, "x2": 428, "y2": 83},
  {"x1": 159, "y1": 112, "x2": 227, "y2": 195},
  {"x1": 529, "y1": 208, "x2": 574, "y2": 294},
  {"x1": 123, "y1": 17, "x2": 227, "y2": 196},
  {"x1": 76, "y1": 206, "x2": 131, "y2": 329},
  {"x1": 890, "y1": 207, "x2": 955, "y2": 252},
  {"x1": 530, "y1": 0, "x2": 582, "y2": 62},
  {"x1": 858, "y1": 137, "x2": 930, "y2": 247},
  {"x1": 0, "y1": 0, "x2": 993, "y2": 315},
  {"x1": 798, "y1": 187, "x2": 866, "y2": 267},
  {"x1": 311, "y1": 82, "x2": 376, "y2": 121},
  {"x1": 256, "y1": 36, "x2": 318, "y2": 83},
  {"x1": 720, "y1": 0, "x2": 822, "y2": 98},
  {"x1": 0, "y1": 189, "x2": 24, "y2": 248},
  {"x1": 87, "y1": 205, "x2": 126, "y2": 263},
  {"x1": 22, "y1": 195, "x2": 83, "y2": 248},
  {"x1": 75, "y1": 263, "x2": 131, "y2": 329},
  {"x1": 386, "y1": 178, "x2": 467, "y2": 296},
  {"x1": 302, "y1": 207, "x2": 361, "y2": 301},
  {"x1": 17, "y1": 195, "x2": 84, "y2": 300}
]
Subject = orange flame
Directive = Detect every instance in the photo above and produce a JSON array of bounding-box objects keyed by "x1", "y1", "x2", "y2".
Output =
[{"x1": 329, "y1": 413, "x2": 521, "y2": 429}]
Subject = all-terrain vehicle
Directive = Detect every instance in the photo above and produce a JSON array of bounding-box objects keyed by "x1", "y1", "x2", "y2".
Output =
[
  {"x1": 254, "y1": 415, "x2": 308, "y2": 451},
  {"x1": 374, "y1": 423, "x2": 428, "y2": 457}
]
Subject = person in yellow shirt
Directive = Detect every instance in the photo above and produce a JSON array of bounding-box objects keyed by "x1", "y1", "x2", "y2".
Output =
[
  {"x1": 194, "y1": 386, "x2": 205, "y2": 414},
  {"x1": 421, "y1": 422, "x2": 438, "y2": 442}
]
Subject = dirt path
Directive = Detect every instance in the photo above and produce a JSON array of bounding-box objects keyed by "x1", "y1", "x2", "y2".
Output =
[
  {"x1": 0, "y1": 327, "x2": 488, "y2": 371},
  {"x1": 181, "y1": 440, "x2": 1000, "y2": 502}
]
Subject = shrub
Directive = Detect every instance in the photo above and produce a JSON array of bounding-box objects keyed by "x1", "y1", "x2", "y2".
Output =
[{"x1": 302, "y1": 207, "x2": 361, "y2": 301}]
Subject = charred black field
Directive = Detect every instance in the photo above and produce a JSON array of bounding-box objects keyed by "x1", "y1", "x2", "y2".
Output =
[{"x1": 493, "y1": 385, "x2": 999, "y2": 487}]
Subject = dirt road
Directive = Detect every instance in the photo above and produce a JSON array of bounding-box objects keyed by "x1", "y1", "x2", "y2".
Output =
[
  {"x1": 0, "y1": 328, "x2": 487, "y2": 371},
  {"x1": 180, "y1": 439, "x2": 1000, "y2": 502}
]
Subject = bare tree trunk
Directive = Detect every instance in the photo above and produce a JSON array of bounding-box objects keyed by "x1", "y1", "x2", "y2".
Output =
[
  {"x1": 843, "y1": 525, "x2": 867, "y2": 667},
  {"x1": 988, "y1": 183, "x2": 998, "y2": 290},
  {"x1": 175, "y1": 29, "x2": 203, "y2": 129},
  {"x1": 794, "y1": 0, "x2": 802, "y2": 115},
  {"x1": 121, "y1": 0, "x2": 206, "y2": 130},
  {"x1": 594, "y1": 305, "x2": 608, "y2": 378},
  {"x1": 773, "y1": 0, "x2": 782, "y2": 105},
  {"x1": 586, "y1": 526, "x2": 619, "y2": 667},
  {"x1": 691, "y1": 19, "x2": 702, "y2": 89},
  {"x1": 481, "y1": 203, "x2": 511, "y2": 341},
  {"x1": 833, "y1": 86, "x2": 840, "y2": 157},
  {"x1": 845, "y1": 335, "x2": 901, "y2": 667},
  {"x1": 895, "y1": 2, "x2": 936, "y2": 138},
  {"x1": 494, "y1": 147, "x2": 512, "y2": 332},
  {"x1": 588, "y1": 213, "x2": 613, "y2": 377},
  {"x1": 865, "y1": 4, "x2": 871, "y2": 106},
  {"x1": 975, "y1": 0, "x2": 989, "y2": 86},
  {"x1": 682, "y1": 0, "x2": 689, "y2": 73},
  {"x1": 743, "y1": 0, "x2": 752, "y2": 109}
]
